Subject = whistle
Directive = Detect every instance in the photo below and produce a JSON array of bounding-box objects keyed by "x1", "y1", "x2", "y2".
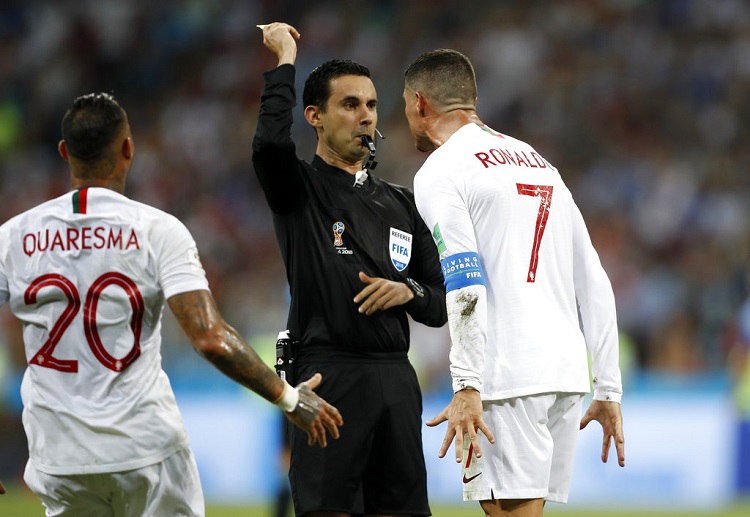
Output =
[{"x1": 360, "y1": 135, "x2": 378, "y2": 174}]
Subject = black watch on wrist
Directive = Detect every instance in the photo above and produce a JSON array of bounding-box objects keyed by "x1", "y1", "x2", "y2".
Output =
[{"x1": 406, "y1": 278, "x2": 425, "y2": 298}]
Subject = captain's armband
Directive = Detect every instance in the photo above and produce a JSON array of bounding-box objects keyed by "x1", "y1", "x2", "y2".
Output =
[{"x1": 441, "y1": 252, "x2": 486, "y2": 293}]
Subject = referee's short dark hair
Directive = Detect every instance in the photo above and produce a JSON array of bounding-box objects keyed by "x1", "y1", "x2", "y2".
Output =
[
  {"x1": 303, "y1": 59, "x2": 371, "y2": 111},
  {"x1": 61, "y1": 92, "x2": 127, "y2": 162}
]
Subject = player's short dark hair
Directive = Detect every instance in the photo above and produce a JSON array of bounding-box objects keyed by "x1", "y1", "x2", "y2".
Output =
[
  {"x1": 404, "y1": 49, "x2": 477, "y2": 108},
  {"x1": 61, "y1": 92, "x2": 127, "y2": 162},
  {"x1": 303, "y1": 59, "x2": 371, "y2": 111}
]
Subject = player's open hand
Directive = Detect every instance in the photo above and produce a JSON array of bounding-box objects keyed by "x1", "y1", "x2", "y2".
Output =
[
  {"x1": 426, "y1": 388, "x2": 495, "y2": 463},
  {"x1": 580, "y1": 399, "x2": 625, "y2": 467},
  {"x1": 257, "y1": 22, "x2": 300, "y2": 66},
  {"x1": 286, "y1": 373, "x2": 343, "y2": 447},
  {"x1": 354, "y1": 271, "x2": 414, "y2": 316}
]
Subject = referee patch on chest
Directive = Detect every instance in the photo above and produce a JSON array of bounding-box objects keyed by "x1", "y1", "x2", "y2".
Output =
[{"x1": 389, "y1": 227, "x2": 412, "y2": 271}]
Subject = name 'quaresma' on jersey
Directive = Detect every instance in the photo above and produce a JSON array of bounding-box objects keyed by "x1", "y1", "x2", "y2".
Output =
[{"x1": 0, "y1": 187, "x2": 209, "y2": 475}]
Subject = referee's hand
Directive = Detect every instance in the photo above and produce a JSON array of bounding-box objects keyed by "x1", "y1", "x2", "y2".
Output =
[
  {"x1": 354, "y1": 271, "x2": 414, "y2": 316},
  {"x1": 286, "y1": 373, "x2": 343, "y2": 447},
  {"x1": 257, "y1": 22, "x2": 300, "y2": 67}
]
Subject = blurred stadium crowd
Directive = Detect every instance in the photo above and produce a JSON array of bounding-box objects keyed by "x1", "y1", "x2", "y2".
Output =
[{"x1": 1, "y1": 0, "x2": 750, "y2": 407}]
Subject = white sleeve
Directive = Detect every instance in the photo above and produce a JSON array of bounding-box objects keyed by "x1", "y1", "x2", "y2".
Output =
[
  {"x1": 0, "y1": 227, "x2": 9, "y2": 307},
  {"x1": 156, "y1": 216, "x2": 210, "y2": 299},
  {"x1": 0, "y1": 265, "x2": 8, "y2": 307},
  {"x1": 415, "y1": 171, "x2": 487, "y2": 393},
  {"x1": 571, "y1": 203, "x2": 622, "y2": 403},
  {"x1": 446, "y1": 284, "x2": 487, "y2": 392}
]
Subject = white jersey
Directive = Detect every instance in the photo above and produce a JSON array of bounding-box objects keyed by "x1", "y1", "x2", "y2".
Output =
[
  {"x1": 0, "y1": 187, "x2": 209, "y2": 475},
  {"x1": 414, "y1": 123, "x2": 621, "y2": 402}
]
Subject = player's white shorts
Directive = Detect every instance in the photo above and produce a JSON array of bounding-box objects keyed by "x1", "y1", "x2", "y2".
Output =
[
  {"x1": 24, "y1": 446, "x2": 205, "y2": 516},
  {"x1": 462, "y1": 393, "x2": 585, "y2": 503}
]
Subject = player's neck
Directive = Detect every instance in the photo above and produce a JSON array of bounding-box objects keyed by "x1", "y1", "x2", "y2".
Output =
[
  {"x1": 70, "y1": 177, "x2": 126, "y2": 195},
  {"x1": 427, "y1": 110, "x2": 481, "y2": 149}
]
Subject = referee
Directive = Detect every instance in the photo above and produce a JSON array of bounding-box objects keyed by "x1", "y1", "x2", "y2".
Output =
[{"x1": 253, "y1": 23, "x2": 447, "y2": 516}]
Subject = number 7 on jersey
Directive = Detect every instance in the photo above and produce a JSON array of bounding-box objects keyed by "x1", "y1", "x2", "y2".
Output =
[{"x1": 516, "y1": 183, "x2": 553, "y2": 283}]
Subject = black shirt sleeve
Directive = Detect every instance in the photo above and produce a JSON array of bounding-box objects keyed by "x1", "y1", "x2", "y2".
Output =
[{"x1": 251, "y1": 64, "x2": 305, "y2": 214}]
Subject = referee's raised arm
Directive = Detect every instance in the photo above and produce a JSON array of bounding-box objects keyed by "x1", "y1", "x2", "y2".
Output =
[{"x1": 251, "y1": 23, "x2": 305, "y2": 215}]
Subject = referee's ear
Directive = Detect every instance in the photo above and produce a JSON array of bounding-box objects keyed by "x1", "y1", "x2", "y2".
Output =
[{"x1": 304, "y1": 105, "x2": 323, "y2": 129}]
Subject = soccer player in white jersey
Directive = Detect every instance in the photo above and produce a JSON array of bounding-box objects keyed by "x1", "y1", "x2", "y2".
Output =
[
  {"x1": 0, "y1": 92, "x2": 342, "y2": 516},
  {"x1": 402, "y1": 50, "x2": 625, "y2": 516}
]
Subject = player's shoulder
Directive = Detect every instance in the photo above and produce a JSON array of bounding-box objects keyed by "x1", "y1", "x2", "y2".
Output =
[
  {"x1": 467, "y1": 122, "x2": 533, "y2": 152},
  {"x1": 122, "y1": 195, "x2": 178, "y2": 221},
  {"x1": 92, "y1": 189, "x2": 183, "y2": 225},
  {"x1": 421, "y1": 126, "x2": 479, "y2": 173},
  {"x1": 415, "y1": 143, "x2": 463, "y2": 188}
]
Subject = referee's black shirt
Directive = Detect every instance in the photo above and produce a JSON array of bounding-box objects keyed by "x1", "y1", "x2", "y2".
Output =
[{"x1": 252, "y1": 65, "x2": 447, "y2": 362}]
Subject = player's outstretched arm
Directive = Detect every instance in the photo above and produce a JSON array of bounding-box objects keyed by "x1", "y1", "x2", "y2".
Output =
[
  {"x1": 580, "y1": 399, "x2": 625, "y2": 467},
  {"x1": 168, "y1": 289, "x2": 342, "y2": 447}
]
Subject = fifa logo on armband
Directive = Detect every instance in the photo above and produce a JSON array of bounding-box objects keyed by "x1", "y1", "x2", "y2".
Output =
[{"x1": 332, "y1": 221, "x2": 345, "y2": 247}]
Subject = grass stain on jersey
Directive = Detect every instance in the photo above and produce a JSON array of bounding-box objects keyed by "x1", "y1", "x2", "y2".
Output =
[{"x1": 457, "y1": 291, "x2": 478, "y2": 318}]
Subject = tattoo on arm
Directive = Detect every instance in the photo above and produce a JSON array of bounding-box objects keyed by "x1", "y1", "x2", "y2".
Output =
[{"x1": 168, "y1": 290, "x2": 282, "y2": 403}]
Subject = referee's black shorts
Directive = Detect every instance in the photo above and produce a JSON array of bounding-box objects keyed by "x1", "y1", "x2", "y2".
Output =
[{"x1": 289, "y1": 358, "x2": 430, "y2": 516}]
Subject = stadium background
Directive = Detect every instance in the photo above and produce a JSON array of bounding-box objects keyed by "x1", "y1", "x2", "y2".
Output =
[{"x1": 0, "y1": 0, "x2": 749, "y2": 513}]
